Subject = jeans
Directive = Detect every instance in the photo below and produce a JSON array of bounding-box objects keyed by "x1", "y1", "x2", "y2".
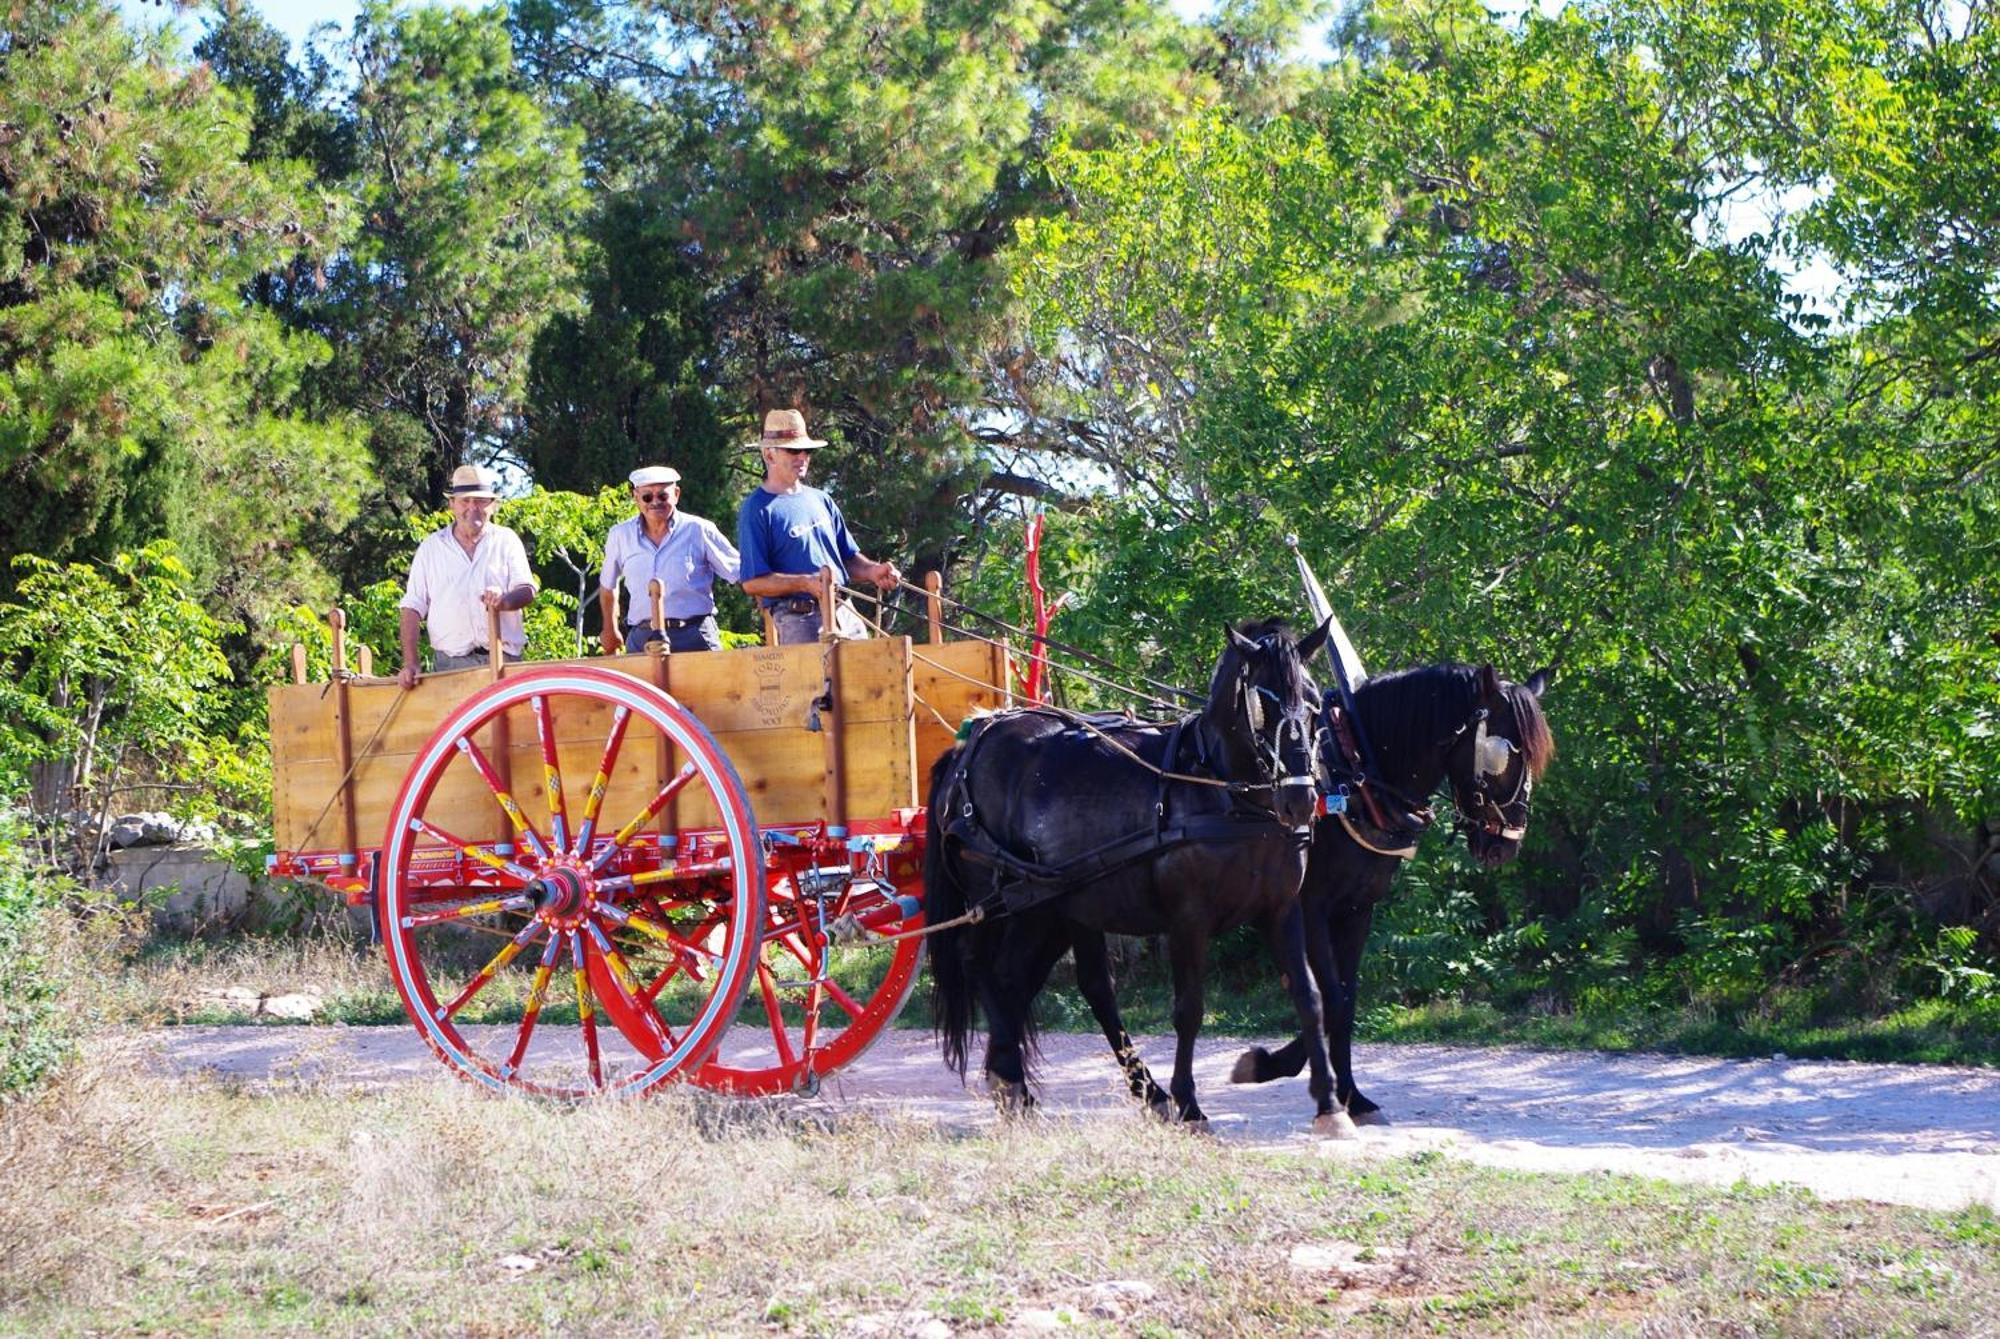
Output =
[
  {"x1": 771, "y1": 601, "x2": 868, "y2": 646},
  {"x1": 626, "y1": 617, "x2": 722, "y2": 653}
]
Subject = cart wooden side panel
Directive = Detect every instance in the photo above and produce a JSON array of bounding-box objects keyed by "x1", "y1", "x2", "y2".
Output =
[
  {"x1": 910, "y1": 638, "x2": 1012, "y2": 782},
  {"x1": 272, "y1": 635, "x2": 1006, "y2": 861}
]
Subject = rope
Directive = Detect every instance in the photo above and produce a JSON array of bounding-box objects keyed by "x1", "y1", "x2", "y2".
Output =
[
  {"x1": 846, "y1": 584, "x2": 1181, "y2": 712},
  {"x1": 844, "y1": 596, "x2": 1241, "y2": 792},
  {"x1": 889, "y1": 577, "x2": 1200, "y2": 709},
  {"x1": 865, "y1": 904, "x2": 985, "y2": 944}
]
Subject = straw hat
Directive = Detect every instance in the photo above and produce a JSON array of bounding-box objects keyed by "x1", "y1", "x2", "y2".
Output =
[
  {"x1": 445, "y1": 463, "x2": 497, "y2": 499},
  {"x1": 757, "y1": 408, "x2": 826, "y2": 450}
]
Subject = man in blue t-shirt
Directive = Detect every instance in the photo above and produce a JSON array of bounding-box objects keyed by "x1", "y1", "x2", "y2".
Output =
[{"x1": 736, "y1": 409, "x2": 902, "y2": 645}]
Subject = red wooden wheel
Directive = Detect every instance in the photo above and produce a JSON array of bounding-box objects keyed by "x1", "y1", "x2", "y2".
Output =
[
  {"x1": 378, "y1": 666, "x2": 764, "y2": 1099},
  {"x1": 692, "y1": 841, "x2": 925, "y2": 1096}
]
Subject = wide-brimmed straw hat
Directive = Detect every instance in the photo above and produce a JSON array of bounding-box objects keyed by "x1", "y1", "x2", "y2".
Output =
[
  {"x1": 445, "y1": 463, "x2": 497, "y2": 499},
  {"x1": 756, "y1": 408, "x2": 826, "y2": 450}
]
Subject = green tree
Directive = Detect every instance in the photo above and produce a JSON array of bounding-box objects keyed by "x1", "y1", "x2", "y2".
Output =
[
  {"x1": 0, "y1": 544, "x2": 238, "y2": 862},
  {"x1": 0, "y1": 0, "x2": 369, "y2": 633},
  {"x1": 511, "y1": 0, "x2": 1331, "y2": 576},
  {"x1": 1009, "y1": 0, "x2": 2000, "y2": 1007},
  {"x1": 315, "y1": 0, "x2": 588, "y2": 516},
  {"x1": 517, "y1": 193, "x2": 730, "y2": 513}
]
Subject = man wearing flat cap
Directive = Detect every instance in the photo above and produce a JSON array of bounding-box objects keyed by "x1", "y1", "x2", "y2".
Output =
[
  {"x1": 736, "y1": 409, "x2": 901, "y2": 645},
  {"x1": 397, "y1": 464, "x2": 539, "y2": 688},
  {"x1": 598, "y1": 464, "x2": 740, "y2": 655}
]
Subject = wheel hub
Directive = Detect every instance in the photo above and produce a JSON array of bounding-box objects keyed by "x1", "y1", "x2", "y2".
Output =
[{"x1": 529, "y1": 865, "x2": 592, "y2": 924}]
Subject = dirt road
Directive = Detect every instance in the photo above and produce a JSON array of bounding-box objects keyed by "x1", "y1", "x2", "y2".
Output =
[{"x1": 145, "y1": 1025, "x2": 2000, "y2": 1213}]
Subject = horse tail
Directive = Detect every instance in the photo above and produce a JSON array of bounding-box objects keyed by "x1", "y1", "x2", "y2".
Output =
[{"x1": 925, "y1": 746, "x2": 975, "y2": 1078}]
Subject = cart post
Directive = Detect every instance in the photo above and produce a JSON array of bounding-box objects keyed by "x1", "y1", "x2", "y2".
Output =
[
  {"x1": 647, "y1": 579, "x2": 678, "y2": 843},
  {"x1": 925, "y1": 570, "x2": 943, "y2": 644},
  {"x1": 327, "y1": 608, "x2": 360, "y2": 872},
  {"x1": 486, "y1": 605, "x2": 513, "y2": 849},
  {"x1": 818, "y1": 565, "x2": 847, "y2": 829}
]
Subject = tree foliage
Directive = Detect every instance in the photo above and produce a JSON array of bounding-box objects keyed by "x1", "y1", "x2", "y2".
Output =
[
  {"x1": 1009, "y1": 0, "x2": 2000, "y2": 1007},
  {"x1": 0, "y1": 0, "x2": 368, "y2": 630}
]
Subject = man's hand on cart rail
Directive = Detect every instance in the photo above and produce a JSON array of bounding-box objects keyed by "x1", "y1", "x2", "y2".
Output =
[{"x1": 851, "y1": 557, "x2": 902, "y2": 591}]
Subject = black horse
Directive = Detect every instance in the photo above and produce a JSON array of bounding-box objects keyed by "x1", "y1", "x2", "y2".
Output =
[
  {"x1": 1229, "y1": 662, "x2": 1555, "y2": 1131},
  {"x1": 924, "y1": 619, "x2": 1344, "y2": 1129}
]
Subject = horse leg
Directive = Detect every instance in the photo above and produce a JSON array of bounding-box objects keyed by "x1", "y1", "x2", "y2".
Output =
[
  {"x1": 1261, "y1": 903, "x2": 1339, "y2": 1131},
  {"x1": 1070, "y1": 927, "x2": 1171, "y2": 1116},
  {"x1": 1328, "y1": 901, "x2": 1385, "y2": 1123},
  {"x1": 1230, "y1": 894, "x2": 1330, "y2": 1086},
  {"x1": 1165, "y1": 927, "x2": 1210, "y2": 1127},
  {"x1": 976, "y1": 918, "x2": 1070, "y2": 1116}
]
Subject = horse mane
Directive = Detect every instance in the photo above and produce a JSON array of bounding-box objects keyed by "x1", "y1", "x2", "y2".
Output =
[
  {"x1": 1502, "y1": 679, "x2": 1556, "y2": 780},
  {"x1": 1352, "y1": 663, "x2": 1555, "y2": 779},
  {"x1": 1216, "y1": 618, "x2": 1314, "y2": 699}
]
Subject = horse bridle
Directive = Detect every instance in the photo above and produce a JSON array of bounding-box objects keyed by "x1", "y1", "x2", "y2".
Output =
[
  {"x1": 1441, "y1": 704, "x2": 1532, "y2": 842},
  {"x1": 1225, "y1": 641, "x2": 1322, "y2": 808}
]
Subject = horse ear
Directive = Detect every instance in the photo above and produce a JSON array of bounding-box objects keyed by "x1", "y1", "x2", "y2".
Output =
[
  {"x1": 1226, "y1": 624, "x2": 1259, "y2": 655},
  {"x1": 1524, "y1": 666, "x2": 1552, "y2": 699},
  {"x1": 1476, "y1": 663, "x2": 1503, "y2": 703},
  {"x1": 1298, "y1": 616, "x2": 1331, "y2": 661}
]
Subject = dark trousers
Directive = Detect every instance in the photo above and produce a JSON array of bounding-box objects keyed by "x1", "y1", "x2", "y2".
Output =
[{"x1": 627, "y1": 617, "x2": 721, "y2": 653}]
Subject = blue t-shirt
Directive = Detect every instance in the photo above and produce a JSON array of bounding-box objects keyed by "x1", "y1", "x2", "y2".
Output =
[{"x1": 736, "y1": 485, "x2": 861, "y2": 607}]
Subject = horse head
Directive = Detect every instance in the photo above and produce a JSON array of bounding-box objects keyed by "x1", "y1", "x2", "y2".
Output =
[
  {"x1": 1443, "y1": 665, "x2": 1554, "y2": 866},
  {"x1": 1207, "y1": 618, "x2": 1330, "y2": 828}
]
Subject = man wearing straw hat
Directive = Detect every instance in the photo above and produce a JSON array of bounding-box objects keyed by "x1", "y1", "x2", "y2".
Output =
[
  {"x1": 598, "y1": 463, "x2": 740, "y2": 655},
  {"x1": 736, "y1": 409, "x2": 901, "y2": 646},
  {"x1": 396, "y1": 463, "x2": 538, "y2": 688}
]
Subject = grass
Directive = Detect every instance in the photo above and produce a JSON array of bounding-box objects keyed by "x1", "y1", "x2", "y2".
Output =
[{"x1": 5, "y1": 1056, "x2": 1999, "y2": 1335}]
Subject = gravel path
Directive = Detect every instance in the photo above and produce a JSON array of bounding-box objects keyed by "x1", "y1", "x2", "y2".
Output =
[{"x1": 145, "y1": 1025, "x2": 2000, "y2": 1212}]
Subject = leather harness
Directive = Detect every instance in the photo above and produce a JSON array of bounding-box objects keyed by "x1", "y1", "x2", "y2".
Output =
[{"x1": 938, "y1": 708, "x2": 1309, "y2": 920}]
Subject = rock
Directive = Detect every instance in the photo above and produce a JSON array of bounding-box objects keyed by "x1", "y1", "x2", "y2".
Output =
[
  {"x1": 261, "y1": 993, "x2": 323, "y2": 1021},
  {"x1": 911, "y1": 1321, "x2": 953, "y2": 1339},
  {"x1": 106, "y1": 812, "x2": 185, "y2": 849},
  {"x1": 1288, "y1": 1242, "x2": 1411, "y2": 1285},
  {"x1": 1010, "y1": 1309, "x2": 1071, "y2": 1333},
  {"x1": 495, "y1": 1253, "x2": 540, "y2": 1273},
  {"x1": 1084, "y1": 1280, "x2": 1156, "y2": 1319}
]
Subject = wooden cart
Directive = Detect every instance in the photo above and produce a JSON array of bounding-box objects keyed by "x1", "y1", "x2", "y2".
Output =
[{"x1": 268, "y1": 578, "x2": 1009, "y2": 1099}]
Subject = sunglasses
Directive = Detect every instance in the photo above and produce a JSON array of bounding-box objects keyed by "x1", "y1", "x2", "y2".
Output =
[{"x1": 637, "y1": 489, "x2": 677, "y2": 503}]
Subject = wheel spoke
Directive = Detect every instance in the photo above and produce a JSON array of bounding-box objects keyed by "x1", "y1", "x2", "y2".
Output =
[
  {"x1": 451, "y1": 735, "x2": 553, "y2": 861},
  {"x1": 589, "y1": 762, "x2": 700, "y2": 873},
  {"x1": 596, "y1": 901, "x2": 725, "y2": 965},
  {"x1": 399, "y1": 892, "x2": 534, "y2": 929},
  {"x1": 505, "y1": 931, "x2": 566, "y2": 1075},
  {"x1": 571, "y1": 929, "x2": 604, "y2": 1090},
  {"x1": 531, "y1": 694, "x2": 572, "y2": 854},
  {"x1": 820, "y1": 977, "x2": 864, "y2": 1020},
  {"x1": 405, "y1": 817, "x2": 539, "y2": 884},
  {"x1": 754, "y1": 960, "x2": 798, "y2": 1067},
  {"x1": 574, "y1": 705, "x2": 632, "y2": 856},
  {"x1": 444, "y1": 920, "x2": 545, "y2": 1018}
]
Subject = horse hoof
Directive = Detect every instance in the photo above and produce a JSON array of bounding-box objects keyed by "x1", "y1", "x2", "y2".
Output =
[
  {"x1": 1229, "y1": 1049, "x2": 1267, "y2": 1084},
  {"x1": 1145, "y1": 1098, "x2": 1175, "y2": 1123},
  {"x1": 1181, "y1": 1117, "x2": 1213, "y2": 1137},
  {"x1": 1351, "y1": 1109, "x2": 1391, "y2": 1128},
  {"x1": 1313, "y1": 1110, "x2": 1359, "y2": 1139}
]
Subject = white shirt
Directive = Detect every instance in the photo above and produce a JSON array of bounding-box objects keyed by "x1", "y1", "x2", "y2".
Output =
[
  {"x1": 599, "y1": 512, "x2": 741, "y2": 622},
  {"x1": 399, "y1": 523, "x2": 536, "y2": 657}
]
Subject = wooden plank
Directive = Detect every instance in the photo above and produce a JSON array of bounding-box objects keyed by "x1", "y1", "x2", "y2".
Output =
[{"x1": 911, "y1": 638, "x2": 1010, "y2": 782}]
